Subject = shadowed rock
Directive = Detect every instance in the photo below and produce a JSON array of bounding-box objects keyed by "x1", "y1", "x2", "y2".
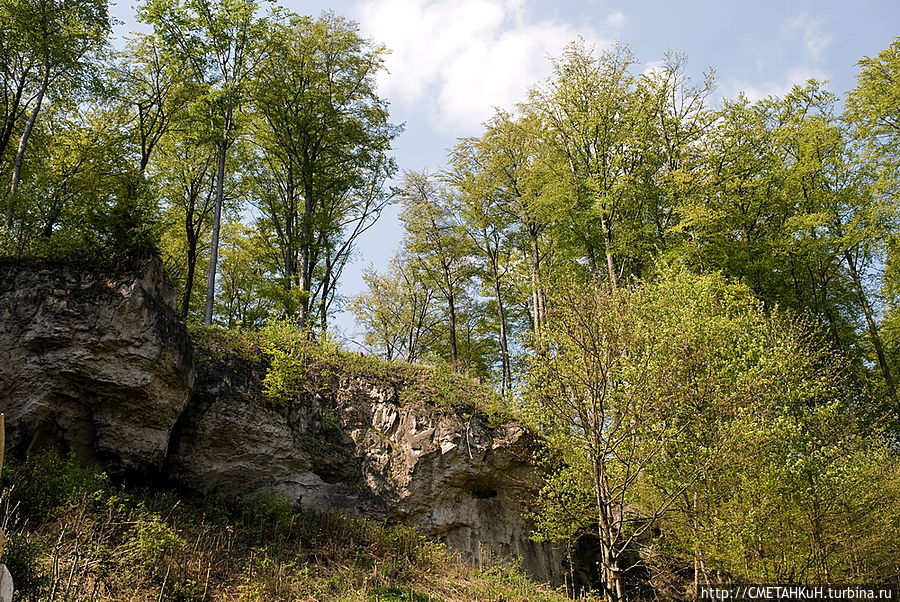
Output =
[
  {"x1": 0, "y1": 257, "x2": 568, "y2": 584},
  {"x1": 0, "y1": 257, "x2": 194, "y2": 476}
]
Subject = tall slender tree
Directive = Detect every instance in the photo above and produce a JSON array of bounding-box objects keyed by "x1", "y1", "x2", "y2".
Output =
[
  {"x1": 528, "y1": 41, "x2": 640, "y2": 288},
  {"x1": 1, "y1": 0, "x2": 110, "y2": 230},
  {"x1": 139, "y1": 0, "x2": 267, "y2": 325},
  {"x1": 399, "y1": 171, "x2": 475, "y2": 371},
  {"x1": 248, "y1": 12, "x2": 398, "y2": 332}
]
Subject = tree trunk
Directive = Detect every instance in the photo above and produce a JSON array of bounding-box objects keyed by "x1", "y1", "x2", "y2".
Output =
[
  {"x1": 440, "y1": 262, "x2": 460, "y2": 371},
  {"x1": 843, "y1": 249, "x2": 896, "y2": 402},
  {"x1": 595, "y1": 457, "x2": 623, "y2": 602},
  {"x1": 599, "y1": 212, "x2": 618, "y2": 290},
  {"x1": 319, "y1": 251, "x2": 332, "y2": 334},
  {"x1": 203, "y1": 138, "x2": 227, "y2": 326},
  {"x1": 527, "y1": 224, "x2": 546, "y2": 347},
  {"x1": 586, "y1": 241, "x2": 601, "y2": 279},
  {"x1": 281, "y1": 185, "x2": 296, "y2": 317},
  {"x1": 448, "y1": 285, "x2": 459, "y2": 371},
  {"x1": 808, "y1": 477, "x2": 830, "y2": 583},
  {"x1": 297, "y1": 190, "x2": 315, "y2": 330},
  {"x1": 490, "y1": 254, "x2": 512, "y2": 395},
  {"x1": 6, "y1": 63, "x2": 50, "y2": 229},
  {"x1": 407, "y1": 285, "x2": 429, "y2": 363},
  {"x1": 203, "y1": 88, "x2": 236, "y2": 326},
  {"x1": 0, "y1": 71, "x2": 29, "y2": 168},
  {"x1": 182, "y1": 213, "x2": 198, "y2": 318}
]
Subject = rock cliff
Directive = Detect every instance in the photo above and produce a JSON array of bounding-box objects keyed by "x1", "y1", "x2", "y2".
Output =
[
  {"x1": 167, "y1": 338, "x2": 562, "y2": 581},
  {"x1": 0, "y1": 257, "x2": 194, "y2": 475},
  {"x1": 0, "y1": 258, "x2": 565, "y2": 584}
]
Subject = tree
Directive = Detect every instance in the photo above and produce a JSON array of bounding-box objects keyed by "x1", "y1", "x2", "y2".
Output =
[
  {"x1": 846, "y1": 38, "x2": 900, "y2": 405},
  {"x1": 846, "y1": 38, "x2": 900, "y2": 197},
  {"x1": 111, "y1": 33, "x2": 186, "y2": 174},
  {"x1": 673, "y1": 82, "x2": 896, "y2": 402},
  {"x1": 449, "y1": 127, "x2": 519, "y2": 393},
  {"x1": 775, "y1": 82, "x2": 897, "y2": 402},
  {"x1": 399, "y1": 171, "x2": 475, "y2": 371},
  {"x1": 154, "y1": 128, "x2": 218, "y2": 318},
  {"x1": 248, "y1": 11, "x2": 398, "y2": 332},
  {"x1": 646, "y1": 357, "x2": 900, "y2": 585},
  {"x1": 528, "y1": 41, "x2": 643, "y2": 288},
  {"x1": 527, "y1": 274, "x2": 696, "y2": 601},
  {"x1": 450, "y1": 111, "x2": 558, "y2": 353},
  {"x1": 349, "y1": 254, "x2": 441, "y2": 362},
  {"x1": 1, "y1": 0, "x2": 110, "y2": 229},
  {"x1": 214, "y1": 220, "x2": 275, "y2": 327},
  {"x1": 527, "y1": 271, "x2": 872, "y2": 600},
  {"x1": 139, "y1": 0, "x2": 267, "y2": 325},
  {"x1": 640, "y1": 54, "x2": 715, "y2": 265}
]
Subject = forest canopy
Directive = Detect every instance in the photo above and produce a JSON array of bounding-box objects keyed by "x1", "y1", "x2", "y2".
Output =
[
  {"x1": 0, "y1": 0, "x2": 399, "y2": 331},
  {"x1": 1, "y1": 0, "x2": 899, "y2": 596}
]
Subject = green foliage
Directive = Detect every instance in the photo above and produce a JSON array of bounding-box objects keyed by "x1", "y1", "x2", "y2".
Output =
[
  {"x1": 4, "y1": 99, "x2": 163, "y2": 261},
  {"x1": 474, "y1": 562, "x2": 601, "y2": 602},
  {"x1": 0, "y1": 0, "x2": 114, "y2": 252},
  {"x1": 122, "y1": 515, "x2": 187, "y2": 568},
  {"x1": 3, "y1": 450, "x2": 108, "y2": 523},
  {"x1": 397, "y1": 171, "x2": 485, "y2": 375},
  {"x1": 1, "y1": 452, "x2": 565, "y2": 602},
  {"x1": 528, "y1": 270, "x2": 900, "y2": 591},
  {"x1": 244, "y1": 489, "x2": 296, "y2": 527},
  {"x1": 1, "y1": 536, "x2": 49, "y2": 601},
  {"x1": 247, "y1": 11, "x2": 399, "y2": 331},
  {"x1": 3, "y1": 4, "x2": 900, "y2": 595},
  {"x1": 349, "y1": 256, "x2": 442, "y2": 363},
  {"x1": 258, "y1": 319, "x2": 317, "y2": 404},
  {"x1": 202, "y1": 320, "x2": 510, "y2": 420},
  {"x1": 846, "y1": 37, "x2": 900, "y2": 193},
  {"x1": 367, "y1": 587, "x2": 436, "y2": 602}
]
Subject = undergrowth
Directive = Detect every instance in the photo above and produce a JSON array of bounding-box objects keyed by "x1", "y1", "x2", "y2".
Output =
[
  {"x1": 190, "y1": 323, "x2": 514, "y2": 424},
  {"x1": 1, "y1": 452, "x2": 575, "y2": 602}
]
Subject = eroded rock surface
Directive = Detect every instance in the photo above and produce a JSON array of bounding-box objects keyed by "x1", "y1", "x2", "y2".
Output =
[
  {"x1": 167, "y1": 348, "x2": 564, "y2": 582},
  {"x1": 0, "y1": 257, "x2": 565, "y2": 583},
  {"x1": 0, "y1": 258, "x2": 194, "y2": 475}
]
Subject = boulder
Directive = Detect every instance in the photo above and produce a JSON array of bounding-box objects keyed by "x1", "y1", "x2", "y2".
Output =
[{"x1": 0, "y1": 257, "x2": 194, "y2": 475}]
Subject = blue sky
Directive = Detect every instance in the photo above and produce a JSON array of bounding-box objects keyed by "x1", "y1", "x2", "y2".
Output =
[{"x1": 110, "y1": 0, "x2": 900, "y2": 340}]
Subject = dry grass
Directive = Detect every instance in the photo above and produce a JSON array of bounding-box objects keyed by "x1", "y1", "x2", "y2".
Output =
[{"x1": 1, "y1": 453, "x2": 579, "y2": 602}]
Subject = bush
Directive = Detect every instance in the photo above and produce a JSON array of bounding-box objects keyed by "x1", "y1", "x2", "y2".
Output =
[
  {"x1": 1, "y1": 535, "x2": 49, "y2": 601},
  {"x1": 3, "y1": 451, "x2": 108, "y2": 523},
  {"x1": 0, "y1": 451, "x2": 568, "y2": 601}
]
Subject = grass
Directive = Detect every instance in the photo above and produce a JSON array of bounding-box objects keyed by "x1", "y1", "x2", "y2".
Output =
[
  {"x1": 0, "y1": 452, "x2": 579, "y2": 602},
  {"x1": 190, "y1": 323, "x2": 516, "y2": 426}
]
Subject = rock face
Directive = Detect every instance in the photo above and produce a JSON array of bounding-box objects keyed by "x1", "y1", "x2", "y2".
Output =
[
  {"x1": 0, "y1": 258, "x2": 565, "y2": 583},
  {"x1": 0, "y1": 258, "x2": 194, "y2": 475},
  {"x1": 167, "y1": 347, "x2": 565, "y2": 583}
]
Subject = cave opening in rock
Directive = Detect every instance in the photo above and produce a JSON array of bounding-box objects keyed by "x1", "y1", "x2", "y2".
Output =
[{"x1": 460, "y1": 475, "x2": 499, "y2": 500}]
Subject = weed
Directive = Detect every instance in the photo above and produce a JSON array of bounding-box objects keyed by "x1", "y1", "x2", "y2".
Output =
[
  {"x1": 0, "y1": 452, "x2": 568, "y2": 601},
  {"x1": 192, "y1": 322, "x2": 513, "y2": 426}
]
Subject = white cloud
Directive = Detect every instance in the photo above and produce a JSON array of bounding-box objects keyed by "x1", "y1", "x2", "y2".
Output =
[
  {"x1": 605, "y1": 11, "x2": 627, "y2": 29},
  {"x1": 715, "y1": 15, "x2": 833, "y2": 104},
  {"x1": 720, "y1": 67, "x2": 829, "y2": 102},
  {"x1": 784, "y1": 15, "x2": 832, "y2": 62},
  {"x1": 641, "y1": 60, "x2": 667, "y2": 78},
  {"x1": 357, "y1": 0, "x2": 606, "y2": 133}
]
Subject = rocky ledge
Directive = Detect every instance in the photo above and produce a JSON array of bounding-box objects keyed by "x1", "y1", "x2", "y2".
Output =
[
  {"x1": 0, "y1": 257, "x2": 564, "y2": 583},
  {"x1": 167, "y1": 337, "x2": 561, "y2": 581},
  {"x1": 0, "y1": 257, "x2": 193, "y2": 475}
]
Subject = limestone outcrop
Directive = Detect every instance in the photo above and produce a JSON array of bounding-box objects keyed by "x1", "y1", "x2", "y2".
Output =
[
  {"x1": 167, "y1": 344, "x2": 564, "y2": 582},
  {"x1": 0, "y1": 257, "x2": 565, "y2": 583},
  {"x1": 0, "y1": 257, "x2": 194, "y2": 475}
]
